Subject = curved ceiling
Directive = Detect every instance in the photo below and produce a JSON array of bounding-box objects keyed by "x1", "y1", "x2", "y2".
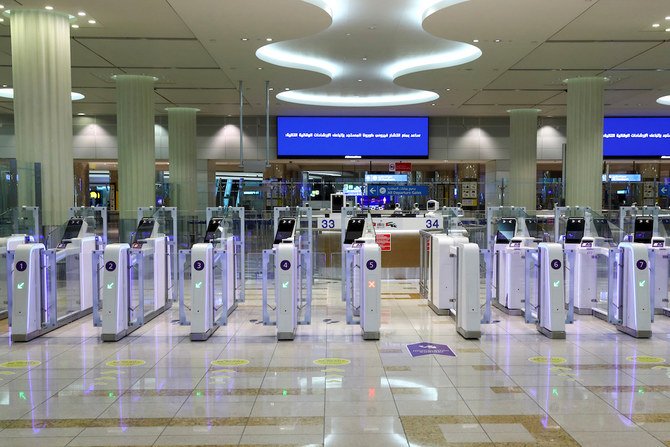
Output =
[{"x1": 256, "y1": 0, "x2": 482, "y2": 107}]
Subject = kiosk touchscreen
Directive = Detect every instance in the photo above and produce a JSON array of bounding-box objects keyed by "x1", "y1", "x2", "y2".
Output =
[
  {"x1": 565, "y1": 218, "x2": 585, "y2": 244},
  {"x1": 633, "y1": 217, "x2": 654, "y2": 244},
  {"x1": 203, "y1": 218, "x2": 223, "y2": 243},
  {"x1": 344, "y1": 218, "x2": 366, "y2": 244},
  {"x1": 661, "y1": 218, "x2": 670, "y2": 239},
  {"x1": 525, "y1": 218, "x2": 539, "y2": 240},
  {"x1": 132, "y1": 218, "x2": 158, "y2": 249},
  {"x1": 274, "y1": 219, "x2": 296, "y2": 244},
  {"x1": 495, "y1": 218, "x2": 516, "y2": 244},
  {"x1": 56, "y1": 218, "x2": 87, "y2": 249}
]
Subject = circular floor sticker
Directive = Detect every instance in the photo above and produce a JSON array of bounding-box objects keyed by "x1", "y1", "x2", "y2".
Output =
[
  {"x1": 626, "y1": 356, "x2": 665, "y2": 364},
  {"x1": 0, "y1": 360, "x2": 41, "y2": 368},
  {"x1": 211, "y1": 359, "x2": 249, "y2": 367},
  {"x1": 105, "y1": 359, "x2": 146, "y2": 367},
  {"x1": 313, "y1": 358, "x2": 351, "y2": 366},
  {"x1": 528, "y1": 356, "x2": 567, "y2": 365}
]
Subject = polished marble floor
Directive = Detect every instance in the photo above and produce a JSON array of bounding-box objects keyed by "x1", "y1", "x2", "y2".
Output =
[{"x1": 0, "y1": 279, "x2": 669, "y2": 446}]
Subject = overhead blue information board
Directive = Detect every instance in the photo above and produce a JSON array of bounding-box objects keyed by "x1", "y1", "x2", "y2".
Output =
[
  {"x1": 367, "y1": 185, "x2": 428, "y2": 196},
  {"x1": 659, "y1": 185, "x2": 670, "y2": 198}
]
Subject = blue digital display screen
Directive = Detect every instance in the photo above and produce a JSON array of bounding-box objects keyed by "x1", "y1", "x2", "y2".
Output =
[
  {"x1": 603, "y1": 117, "x2": 670, "y2": 157},
  {"x1": 277, "y1": 116, "x2": 429, "y2": 158}
]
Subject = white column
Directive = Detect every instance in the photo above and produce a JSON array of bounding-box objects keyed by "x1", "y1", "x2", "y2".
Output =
[
  {"x1": 115, "y1": 75, "x2": 156, "y2": 220},
  {"x1": 167, "y1": 108, "x2": 198, "y2": 214},
  {"x1": 507, "y1": 109, "x2": 539, "y2": 210},
  {"x1": 10, "y1": 9, "x2": 73, "y2": 225},
  {"x1": 565, "y1": 77, "x2": 605, "y2": 211}
]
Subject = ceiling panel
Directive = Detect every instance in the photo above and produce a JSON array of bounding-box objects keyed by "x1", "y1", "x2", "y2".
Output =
[
  {"x1": 466, "y1": 90, "x2": 557, "y2": 105},
  {"x1": 551, "y1": 0, "x2": 670, "y2": 41},
  {"x1": 16, "y1": 0, "x2": 195, "y2": 38},
  {"x1": 487, "y1": 70, "x2": 600, "y2": 90},
  {"x1": 72, "y1": 68, "x2": 124, "y2": 88},
  {"x1": 514, "y1": 42, "x2": 658, "y2": 70},
  {"x1": 614, "y1": 43, "x2": 670, "y2": 70},
  {"x1": 156, "y1": 88, "x2": 240, "y2": 104},
  {"x1": 71, "y1": 41, "x2": 113, "y2": 67},
  {"x1": 76, "y1": 38, "x2": 218, "y2": 68},
  {"x1": 124, "y1": 68, "x2": 235, "y2": 89}
]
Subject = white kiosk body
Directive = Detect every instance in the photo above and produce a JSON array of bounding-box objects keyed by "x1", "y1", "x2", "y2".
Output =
[
  {"x1": 101, "y1": 218, "x2": 169, "y2": 341},
  {"x1": 274, "y1": 218, "x2": 299, "y2": 340},
  {"x1": 500, "y1": 237, "x2": 535, "y2": 313},
  {"x1": 12, "y1": 218, "x2": 97, "y2": 342},
  {"x1": 428, "y1": 234, "x2": 466, "y2": 316},
  {"x1": 343, "y1": 216, "x2": 381, "y2": 340},
  {"x1": 455, "y1": 242, "x2": 481, "y2": 339},
  {"x1": 2, "y1": 234, "x2": 33, "y2": 321},
  {"x1": 190, "y1": 217, "x2": 236, "y2": 340},
  {"x1": 616, "y1": 242, "x2": 652, "y2": 338},
  {"x1": 536, "y1": 243, "x2": 566, "y2": 338}
]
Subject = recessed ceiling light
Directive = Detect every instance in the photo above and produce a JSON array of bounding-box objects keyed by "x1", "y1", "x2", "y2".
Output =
[
  {"x1": 473, "y1": 39, "x2": 479, "y2": 43},
  {"x1": 362, "y1": 57, "x2": 367, "y2": 61},
  {"x1": 666, "y1": 28, "x2": 670, "y2": 32},
  {"x1": 266, "y1": 37, "x2": 273, "y2": 42},
  {"x1": 0, "y1": 5, "x2": 5, "y2": 9},
  {"x1": 446, "y1": 88, "x2": 450, "y2": 91},
  {"x1": 494, "y1": 39, "x2": 501, "y2": 43},
  {"x1": 285, "y1": 88, "x2": 290, "y2": 91},
  {"x1": 71, "y1": 24, "x2": 79, "y2": 29},
  {"x1": 77, "y1": 11, "x2": 86, "y2": 16},
  {"x1": 431, "y1": 103, "x2": 436, "y2": 106},
  {"x1": 653, "y1": 23, "x2": 661, "y2": 27},
  {"x1": 658, "y1": 95, "x2": 670, "y2": 105},
  {"x1": 88, "y1": 19, "x2": 96, "y2": 24},
  {"x1": 241, "y1": 37, "x2": 248, "y2": 41},
  {"x1": 257, "y1": 67, "x2": 262, "y2": 70},
  {"x1": 368, "y1": 26, "x2": 376, "y2": 30},
  {"x1": 346, "y1": 33, "x2": 351, "y2": 36},
  {"x1": 0, "y1": 18, "x2": 4, "y2": 22},
  {"x1": 44, "y1": 5, "x2": 53, "y2": 10},
  {"x1": 357, "y1": 79, "x2": 363, "y2": 82},
  {"x1": 666, "y1": 16, "x2": 670, "y2": 20},
  {"x1": 77, "y1": 112, "x2": 85, "y2": 116},
  {"x1": 268, "y1": 87, "x2": 274, "y2": 91}
]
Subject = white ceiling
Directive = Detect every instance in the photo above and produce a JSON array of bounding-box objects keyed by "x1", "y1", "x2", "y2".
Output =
[{"x1": 0, "y1": 0, "x2": 666, "y2": 117}]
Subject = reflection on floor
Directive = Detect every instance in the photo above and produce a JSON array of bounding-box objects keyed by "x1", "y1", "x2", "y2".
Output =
[{"x1": 0, "y1": 279, "x2": 668, "y2": 446}]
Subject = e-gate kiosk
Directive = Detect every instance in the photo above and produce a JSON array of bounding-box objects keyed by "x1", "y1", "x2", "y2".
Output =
[
  {"x1": 178, "y1": 207, "x2": 245, "y2": 340},
  {"x1": 12, "y1": 217, "x2": 98, "y2": 341},
  {"x1": 262, "y1": 208, "x2": 313, "y2": 340},
  {"x1": 419, "y1": 228, "x2": 482, "y2": 339},
  {"x1": 1, "y1": 206, "x2": 41, "y2": 321},
  {"x1": 342, "y1": 217, "x2": 381, "y2": 339},
  {"x1": 99, "y1": 217, "x2": 170, "y2": 341}
]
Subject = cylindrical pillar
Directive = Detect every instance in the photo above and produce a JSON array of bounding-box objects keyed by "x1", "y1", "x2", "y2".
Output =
[
  {"x1": 11, "y1": 9, "x2": 73, "y2": 225},
  {"x1": 565, "y1": 77, "x2": 605, "y2": 211},
  {"x1": 507, "y1": 109, "x2": 539, "y2": 210},
  {"x1": 167, "y1": 107, "x2": 199, "y2": 214},
  {"x1": 115, "y1": 75, "x2": 156, "y2": 221}
]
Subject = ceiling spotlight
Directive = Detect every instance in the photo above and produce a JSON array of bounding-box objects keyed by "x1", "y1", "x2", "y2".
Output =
[
  {"x1": 362, "y1": 57, "x2": 367, "y2": 61},
  {"x1": 0, "y1": 18, "x2": 4, "y2": 22},
  {"x1": 666, "y1": 28, "x2": 670, "y2": 32},
  {"x1": 368, "y1": 26, "x2": 376, "y2": 30},
  {"x1": 0, "y1": 5, "x2": 5, "y2": 9},
  {"x1": 77, "y1": 112, "x2": 85, "y2": 116},
  {"x1": 77, "y1": 11, "x2": 86, "y2": 16},
  {"x1": 666, "y1": 16, "x2": 670, "y2": 20},
  {"x1": 431, "y1": 103, "x2": 436, "y2": 106},
  {"x1": 473, "y1": 39, "x2": 479, "y2": 43},
  {"x1": 88, "y1": 19, "x2": 96, "y2": 24},
  {"x1": 257, "y1": 67, "x2": 263, "y2": 70},
  {"x1": 653, "y1": 23, "x2": 660, "y2": 27},
  {"x1": 265, "y1": 37, "x2": 273, "y2": 42},
  {"x1": 494, "y1": 39, "x2": 501, "y2": 43},
  {"x1": 71, "y1": 24, "x2": 79, "y2": 29},
  {"x1": 241, "y1": 37, "x2": 248, "y2": 41},
  {"x1": 446, "y1": 88, "x2": 451, "y2": 91},
  {"x1": 285, "y1": 87, "x2": 290, "y2": 91},
  {"x1": 268, "y1": 87, "x2": 274, "y2": 91},
  {"x1": 357, "y1": 79, "x2": 363, "y2": 82},
  {"x1": 44, "y1": 5, "x2": 53, "y2": 10}
]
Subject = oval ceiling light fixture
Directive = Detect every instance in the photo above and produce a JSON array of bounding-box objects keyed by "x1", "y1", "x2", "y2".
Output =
[
  {"x1": 657, "y1": 95, "x2": 670, "y2": 106},
  {"x1": 256, "y1": 0, "x2": 481, "y2": 107},
  {"x1": 0, "y1": 88, "x2": 84, "y2": 100}
]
